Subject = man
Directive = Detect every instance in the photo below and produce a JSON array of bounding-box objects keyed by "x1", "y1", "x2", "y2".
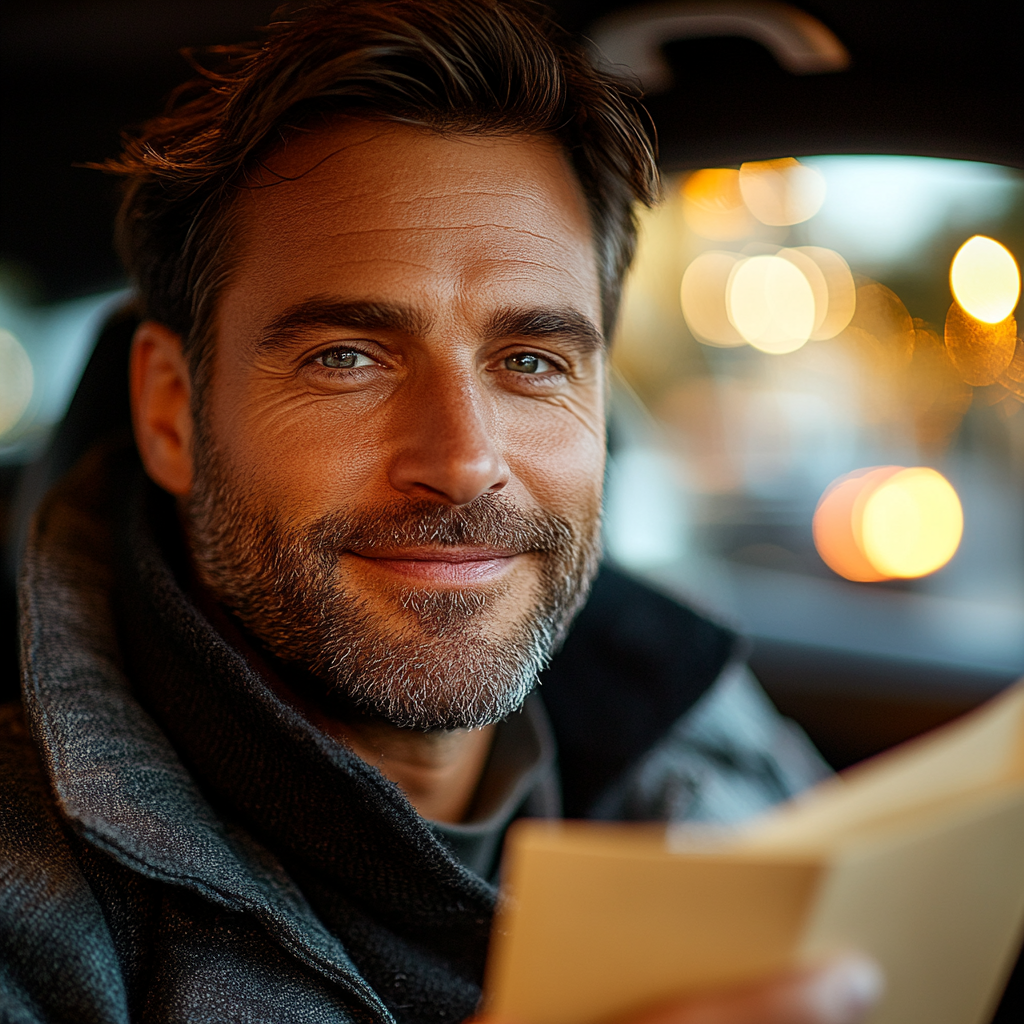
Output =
[{"x1": 0, "y1": 2, "x2": 881, "y2": 1021}]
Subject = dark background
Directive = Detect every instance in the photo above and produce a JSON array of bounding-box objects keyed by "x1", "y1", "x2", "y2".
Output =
[{"x1": 1, "y1": 0, "x2": 1020, "y2": 304}]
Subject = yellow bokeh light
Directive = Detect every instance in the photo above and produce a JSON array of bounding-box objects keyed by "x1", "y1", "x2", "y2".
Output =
[
  {"x1": 680, "y1": 169, "x2": 754, "y2": 241},
  {"x1": 861, "y1": 468, "x2": 963, "y2": 578},
  {"x1": 738, "y1": 158, "x2": 826, "y2": 227},
  {"x1": 813, "y1": 466, "x2": 963, "y2": 582},
  {"x1": 727, "y1": 254, "x2": 816, "y2": 354},
  {"x1": 778, "y1": 247, "x2": 828, "y2": 332},
  {"x1": 679, "y1": 251, "x2": 745, "y2": 346},
  {"x1": 0, "y1": 328, "x2": 34, "y2": 438},
  {"x1": 792, "y1": 246, "x2": 856, "y2": 340},
  {"x1": 950, "y1": 235, "x2": 1020, "y2": 324}
]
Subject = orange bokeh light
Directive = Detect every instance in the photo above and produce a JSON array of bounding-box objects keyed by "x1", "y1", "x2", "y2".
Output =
[
  {"x1": 814, "y1": 467, "x2": 963, "y2": 582},
  {"x1": 813, "y1": 468, "x2": 901, "y2": 581},
  {"x1": 680, "y1": 169, "x2": 753, "y2": 241}
]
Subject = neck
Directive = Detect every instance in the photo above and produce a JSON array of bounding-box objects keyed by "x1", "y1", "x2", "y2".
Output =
[{"x1": 318, "y1": 716, "x2": 496, "y2": 823}]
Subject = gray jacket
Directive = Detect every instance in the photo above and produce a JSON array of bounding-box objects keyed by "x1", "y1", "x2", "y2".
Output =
[{"x1": 0, "y1": 445, "x2": 827, "y2": 1023}]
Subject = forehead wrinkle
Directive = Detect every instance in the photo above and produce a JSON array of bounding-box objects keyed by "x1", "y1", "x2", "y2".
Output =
[
  {"x1": 240, "y1": 226, "x2": 594, "y2": 292},
  {"x1": 377, "y1": 186, "x2": 585, "y2": 215},
  {"x1": 258, "y1": 220, "x2": 584, "y2": 240},
  {"x1": 464, "y1": 255, "x2": 595, "y2": 281},
  {"x1": 248, "y1": 176, "x2": 589, "y2": 234}
]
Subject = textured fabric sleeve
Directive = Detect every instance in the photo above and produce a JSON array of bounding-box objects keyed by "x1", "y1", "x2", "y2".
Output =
[
  {"x1": 0, "y1": 703, "x2": 130, "y2": 1024},
  {"x1": 587, "y1": 662, "x2": 832, "y2": 823}
]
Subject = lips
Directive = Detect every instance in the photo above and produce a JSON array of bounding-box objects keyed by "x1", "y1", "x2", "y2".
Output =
[{"x1": 346, "y1": 546, "x2": 520, "y2": 583}]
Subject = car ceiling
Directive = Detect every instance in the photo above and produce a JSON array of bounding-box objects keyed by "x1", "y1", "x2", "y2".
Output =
[{"x1": 1, "y1": 0, "x2": 1020, "y2": 303}]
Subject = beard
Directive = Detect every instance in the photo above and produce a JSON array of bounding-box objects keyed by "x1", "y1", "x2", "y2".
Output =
[{"x1": 183, "y1": 430, "x2": 602, "y2": 731}]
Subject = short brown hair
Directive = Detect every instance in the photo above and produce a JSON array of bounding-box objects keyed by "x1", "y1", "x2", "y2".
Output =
[{"x1": 101, "y1": 0, "x2": 659, "y2": 377}]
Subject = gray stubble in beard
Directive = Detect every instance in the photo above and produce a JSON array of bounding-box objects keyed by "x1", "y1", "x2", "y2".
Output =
[{"x1": 184, "y1": 432, "x2": 601, "y2": 730}]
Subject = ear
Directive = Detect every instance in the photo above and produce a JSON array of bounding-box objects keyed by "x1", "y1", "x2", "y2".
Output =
[{"x1": 130, "y1": 320, "x2": 195, "y2": 496}]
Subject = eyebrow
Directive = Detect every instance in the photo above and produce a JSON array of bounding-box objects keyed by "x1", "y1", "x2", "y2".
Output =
[
  {"x1": 254, "y1": 298, "x2": 604, "y2": 353},
  {"x1": 484, "y1": 307, "x2": 605, "y2": 352},
  {"x1": 256, "y1": 298, "x2": 431, "y2": 352}
]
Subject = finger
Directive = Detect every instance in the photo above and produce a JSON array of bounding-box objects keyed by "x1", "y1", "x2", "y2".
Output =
[{"x1": 627, "y1": 955, "x2": 885, "y2": 1024}]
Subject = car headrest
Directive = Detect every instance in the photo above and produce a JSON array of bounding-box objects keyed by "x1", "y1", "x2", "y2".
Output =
[{"x1": 4, "y1": 303, "x2": 139, "y2": 582}]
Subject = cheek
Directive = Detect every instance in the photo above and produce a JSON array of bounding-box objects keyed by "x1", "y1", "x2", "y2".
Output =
[
  {"x1": 207, "y1": 373, "x2": 392, "y2": 514},
  {"x1": 269, "y1": 425, "x2": 386, "y2": 512},
  {"x1": 503, "y1": 404, "x2": 607, "y2": 521}
]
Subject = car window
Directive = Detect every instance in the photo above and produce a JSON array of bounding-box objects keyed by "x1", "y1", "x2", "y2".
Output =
[{"x1": 603, "y1": 155, "x2": 1024, "y2": 683}]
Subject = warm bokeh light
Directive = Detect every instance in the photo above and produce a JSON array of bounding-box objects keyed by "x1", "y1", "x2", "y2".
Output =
[
  {"x1": 843, "y1": 281, "x2": 915, "y2": 371},
  {"x1": 950, "y1": 236, "x2": 1021, "y2": 323},
  {"x1": 682, "y1": 246, "x2": 856, "y2": 354},
  {"x1": 944, "y1": 301, "x2": 1017, "y2": 386},
  {"x1": 0, "y1": 328, "x2": 34, "y2": 438},
  {"x1": 1001, "y1": 340, "x2": 1024, "y2": 400},
  {"x1": 814, "y1": 466, "x2": 963, "y2": 581},
  {"x1": 777, "y1": 247, "x2": 828, "y2": 332},
  {"x1": 727, "y1": 254, "x2": 816, "y2": 354},
  {"x1": 813, "y1": 467, "x2": 902, "y2": 582},
  {"x1": 908, "y1": 320, "x2": 974, "y2": 452},
  {"x1": 791, "y1": 246, "x2": 857, "y2": 340},
  {"x1": 680, "y1": 169, "x2": 753, "y2": 241},
  {"x1": 861, "y1": 468, "x2": 963, "y2": 578},
  {"x1": 679, "y1": 251, "x2": 745, "y2": 346},
  {"x1": 738, "y1": 158, "x2": 826, "y2": 227}
]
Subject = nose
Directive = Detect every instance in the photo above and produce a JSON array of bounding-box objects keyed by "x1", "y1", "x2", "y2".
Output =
[{"x1": 387, "y1": 372, "x2": 510, "y2": 505}]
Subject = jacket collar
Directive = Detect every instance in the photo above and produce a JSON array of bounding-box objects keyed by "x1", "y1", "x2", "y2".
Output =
[
  {"x1": 539, "y1": 567, "x2": 739, "y2": 817},
  {"x1": 19, "y1": 443, "x2": 429, "y2": 1019}
]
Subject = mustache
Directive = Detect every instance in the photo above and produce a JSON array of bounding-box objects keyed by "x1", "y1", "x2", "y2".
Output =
[{"x1": 301, "y1": 494, "x2": 578, "y2": 556}]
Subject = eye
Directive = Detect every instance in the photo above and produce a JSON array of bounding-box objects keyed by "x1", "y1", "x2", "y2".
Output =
[
  {"x1": 316, "y1": 348, "x2": 377, "y2": 370},
  {"x1": 504, "y1": 352, "x2": 556, "y2": 374}
]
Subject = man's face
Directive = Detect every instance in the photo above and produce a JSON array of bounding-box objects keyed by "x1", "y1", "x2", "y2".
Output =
[{"x1": 185, "y1": 121, "x2": 606, "y2": 729}]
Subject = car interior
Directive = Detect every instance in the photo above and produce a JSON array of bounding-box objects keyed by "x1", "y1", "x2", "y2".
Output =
[{"x1": 1, "y1": 1, "x2": 1021, "y2": 1017}]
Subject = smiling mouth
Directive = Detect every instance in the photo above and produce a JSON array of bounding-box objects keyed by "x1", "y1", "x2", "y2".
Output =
[{"x1": 346, "y1": 546, "x2": 521, "y2": 583}]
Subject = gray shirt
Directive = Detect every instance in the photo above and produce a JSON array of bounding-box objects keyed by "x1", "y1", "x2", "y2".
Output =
[
  {"x1": 429, "y1": 694, "x2": 559, "y2": 880},
  {"x1": 429, "y1": 664, "x2": 830, "y2": 881}
]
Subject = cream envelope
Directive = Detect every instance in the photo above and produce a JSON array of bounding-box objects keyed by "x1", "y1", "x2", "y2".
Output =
[{"x1": 484, "y1": 682, "x2": 1024, "y2": 1024}]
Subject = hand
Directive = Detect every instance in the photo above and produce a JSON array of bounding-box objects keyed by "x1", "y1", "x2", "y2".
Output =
[
  {"x1": 478, "y1": 954, "x2": 884, "y2": 1024},
  {"x1": 622, "y1": 956, "x2": 884, "y2": 1024}
]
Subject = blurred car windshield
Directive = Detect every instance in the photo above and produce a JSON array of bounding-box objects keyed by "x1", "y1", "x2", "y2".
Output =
[{"x1": 602, "y1": 154, "x2": 1024, "y2": 678}]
